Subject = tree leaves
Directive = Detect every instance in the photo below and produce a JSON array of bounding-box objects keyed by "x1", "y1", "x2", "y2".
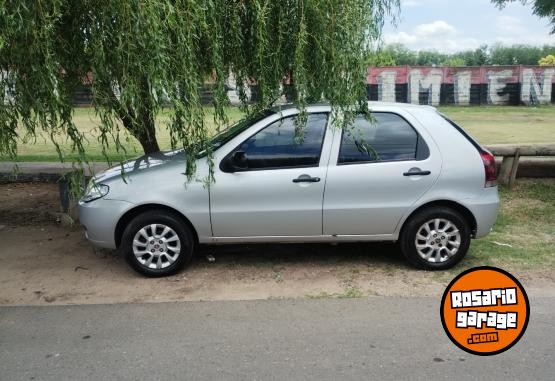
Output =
[{"x1": 0, "y1": 0, "x2": 399, "y2": 180}]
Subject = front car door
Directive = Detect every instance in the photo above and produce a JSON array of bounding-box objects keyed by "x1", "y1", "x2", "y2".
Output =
[
  {"x1": 210, "y1": 108, "x2": 333, "y2": 239},
  {"x1": 323, "y1": 108, "x2": 441, "y2": 238}
]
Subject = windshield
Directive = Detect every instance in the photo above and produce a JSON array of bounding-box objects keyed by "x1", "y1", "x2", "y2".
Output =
[{"x1": 196, "y1": 110, "x2": 275, "y2": 158}]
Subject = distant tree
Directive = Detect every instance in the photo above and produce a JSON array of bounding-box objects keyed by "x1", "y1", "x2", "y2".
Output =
[
  {"x1": 381, "y1": 43, "x2": 418, "y2": 65},
  {"x1": 374, "y1": 43, "x2": 555, "y2": 67},
  {"x1": 415, "y1": 50, "x2": 449, "y2": 66},
  {"x1": 448, "y1": 45, "x2": 490, "y2": 66},
  {"x1": 492, "y1": 0, "x2": 555, "y2": 33},
  {"x1": 473, "y1": 45, "x2": 491, "y2": 66},
  {"x1": 367, "y1": 49, "x2": 396, "y2": 66},
  {"x1": 541, "y1": 45, "x2": 555, "y2": 58},
  {"x1": 441, "y1": 57, "x2": 466, "y2": 67},
  {"x1": 489, "y1": 43, "x2": 548, "y2": 65},
  {"x1": 374, "y1": 44, "x2": 449, "y2": 66},
  {"x1": 539, "y1": 54, "x2": 555, "y2": 65}
]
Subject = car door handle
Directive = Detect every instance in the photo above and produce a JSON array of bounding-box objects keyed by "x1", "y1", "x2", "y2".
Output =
[
  {"x1": 403, "y1": 170, "x2": 431, "y2": 176},
  {"x1": 293, "y1": 176, "x2": 321, "y2": 183}
]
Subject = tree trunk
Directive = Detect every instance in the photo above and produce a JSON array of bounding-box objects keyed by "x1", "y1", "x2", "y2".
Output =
[
  {"x1": 134, "y1": 118, "x2": 160, "y2": 154},
  {"x1": 115, "y1": 78, "x2": 161, "y2": 155},
  {"x1": 138, "y1": 135, "x2": 160, "y2": 154},
  {"x1": 136, "y1": 79, "x2": 160, "y2": 154},
  {"x1": 120, "y1": 111, "x2": 160, "y2": 155}
]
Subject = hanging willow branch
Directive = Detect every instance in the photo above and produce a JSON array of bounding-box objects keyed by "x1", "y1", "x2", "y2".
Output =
[{"x1": 0, "y1": 0, "x2": 399, "y2": 180}]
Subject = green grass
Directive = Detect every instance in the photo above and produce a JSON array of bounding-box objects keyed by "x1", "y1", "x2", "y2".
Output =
[
  {"x1": 2, "y1": 107, "x2": 246, "y2": 162},
  {"x1": 2, "y1": 105, "x2": 554, "y2": 162},
  {"x1": 437, "y1": 105, "x2": 555, "y2": 145},
  {"x1": 461, "y1": 179, "x2": 555, "y2": 270}
]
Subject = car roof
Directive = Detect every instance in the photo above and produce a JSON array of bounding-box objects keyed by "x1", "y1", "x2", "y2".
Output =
[
  {"x1": 270, "y1": 101, "x2": 437, "y2": 113},
  {"x1": 368, "y1": 101, "x2": 437, "y2": 112}
]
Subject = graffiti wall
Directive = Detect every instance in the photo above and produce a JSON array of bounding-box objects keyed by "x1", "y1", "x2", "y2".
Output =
[
  {"x1": 62, "y1": 65, "x2": 555, "y2": 106},
  {"x1": 367, "y1": 66, "x2": 555, "y2": 106}
]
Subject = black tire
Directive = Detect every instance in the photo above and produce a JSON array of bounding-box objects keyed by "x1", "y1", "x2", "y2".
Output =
[
  {"x1": 399, "y1": 206, "x2": 471, "y2": 270},
  {"x1": 121, "y1": 210, "x2": 195, "y2": 277}
]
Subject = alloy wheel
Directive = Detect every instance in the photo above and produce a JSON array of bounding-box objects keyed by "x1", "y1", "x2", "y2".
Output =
[
  {"x1": 132, "y1": 224, "x2": 181, "y2": 269},
  {"x1": 414, "y1": 218, "x2": 461, "y2": 263}
]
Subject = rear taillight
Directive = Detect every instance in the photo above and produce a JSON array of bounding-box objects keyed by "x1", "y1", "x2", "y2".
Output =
[{"x1": 480, "y1": 151, "x2": 497, "y2": 188}]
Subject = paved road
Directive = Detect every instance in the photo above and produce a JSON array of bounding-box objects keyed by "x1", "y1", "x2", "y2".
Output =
[{"x1": 1, "y1": 297, "x2": 553, "y2": 380}]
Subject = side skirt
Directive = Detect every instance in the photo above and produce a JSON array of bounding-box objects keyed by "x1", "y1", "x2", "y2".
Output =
[{"x1": 202, "y1": 234, "x2": 397, "y2": 245}]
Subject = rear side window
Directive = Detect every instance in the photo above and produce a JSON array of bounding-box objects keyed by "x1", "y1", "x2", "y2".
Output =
[
  {"x1": 236, "y1": 113, "x2": 328, "y2": 170},
  {"x1": 338, "y1": 113, "x2": 419, "y2": 164}
]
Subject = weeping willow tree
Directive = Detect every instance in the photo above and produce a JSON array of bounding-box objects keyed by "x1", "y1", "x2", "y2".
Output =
[{"x1": 0, "y1": 0, "x2": 398, "y2": 179}]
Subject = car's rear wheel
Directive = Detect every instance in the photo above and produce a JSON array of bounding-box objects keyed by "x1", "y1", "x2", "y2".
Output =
[
  {"x1": 399, "y1": 206, "x2": 471, "y2": 270},
  {"x1": 121, "y1": 210, "x2": 194, "y2": 277}
]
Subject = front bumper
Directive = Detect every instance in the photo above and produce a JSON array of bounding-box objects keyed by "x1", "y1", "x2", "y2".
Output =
[{"x1": 78, "y1": 198, "x2": 135, "y2": 249}]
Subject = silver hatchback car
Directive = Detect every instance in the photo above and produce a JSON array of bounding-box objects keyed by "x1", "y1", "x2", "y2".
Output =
[{"x1": 79, "y1": 102, "x2": 499, "y2": 277}]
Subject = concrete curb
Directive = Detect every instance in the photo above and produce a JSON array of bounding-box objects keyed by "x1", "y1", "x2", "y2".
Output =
[{"x1": 0, "y1": 162, "x2": 109, "y2": 183}]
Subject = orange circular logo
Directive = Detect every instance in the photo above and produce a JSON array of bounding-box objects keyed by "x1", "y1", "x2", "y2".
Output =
[{"x1": 441, "y1": 267, "x2": 529, "y2": 356}]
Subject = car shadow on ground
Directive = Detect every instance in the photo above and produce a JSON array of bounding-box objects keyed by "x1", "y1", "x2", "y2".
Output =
[{"x1": 194, "y1": 242, "x2": 407, "y2": 269}]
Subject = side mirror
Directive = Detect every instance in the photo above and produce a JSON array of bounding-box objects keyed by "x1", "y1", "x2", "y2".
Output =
[{"x1": 228, "y1": 150, "x2": 248, "y2": 172}]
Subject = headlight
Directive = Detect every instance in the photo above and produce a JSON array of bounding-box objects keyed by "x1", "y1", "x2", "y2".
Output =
[{"x1": 81, "y1": 182, "x2": 110, "y2": 203}]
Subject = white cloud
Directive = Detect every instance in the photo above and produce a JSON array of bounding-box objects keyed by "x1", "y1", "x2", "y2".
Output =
[
  {"x1": 414, "y1": 20, "x2": 456, "y2": 37},
  {"x1": 382, "y1": 0, "x2": 555, "y2": 53},
  {"x1": 383, "y1": 31, "x2": 418, "y2": 45},
  {"x1": 495, "y1": 15, "x2": 527, "y2": 34},
  {"x1": 384, "y1": 20, "x2": 467, "y2": 52}
]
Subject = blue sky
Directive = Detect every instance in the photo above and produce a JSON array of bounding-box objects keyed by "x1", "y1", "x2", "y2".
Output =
[{"x1": 382, "y1": 0, "x2": 555, "y2": 52}]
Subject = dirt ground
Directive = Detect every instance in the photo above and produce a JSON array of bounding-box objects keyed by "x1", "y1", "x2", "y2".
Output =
[{"x1": 1, "y1": 182, "x2": 554, "y2": 306}]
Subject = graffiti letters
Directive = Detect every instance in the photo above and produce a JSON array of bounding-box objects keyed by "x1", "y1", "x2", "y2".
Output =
[
  {"x1": 409, "y1": 69, "x2": 443, "y2": 106},
  {"x1": 367, "y1": 66, "x2": 555, "y2": 106},
  {"x1": 377, "y1": 71, "x2": 397, "y2": 103},
  {"x1": 521, "y1": 68, "x2": 555, "y2": 105},
  {"x1": 454, "y1": 71, "x2": 471, "y2": 106}
]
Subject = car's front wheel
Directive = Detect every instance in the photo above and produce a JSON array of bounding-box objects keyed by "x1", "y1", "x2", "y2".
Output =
[
  {"x1": 399, "y1": 206, "x2": 471, "y2": 270},
  {"x1": 121, "y1": 210, "x2": 195, "y2": 277}
]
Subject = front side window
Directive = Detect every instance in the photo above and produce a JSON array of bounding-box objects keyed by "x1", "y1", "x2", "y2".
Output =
[
  {"x1": 234, "y1": 113, "x2": 328, "y2": 170},
  {"x1": 338, "y1": 113, "x2": 419, "y2": 164},
  {"x1": 209, "y1": 110, "x2": 276, "y2": 150}
]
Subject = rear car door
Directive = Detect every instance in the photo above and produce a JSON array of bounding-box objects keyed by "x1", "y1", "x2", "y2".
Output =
[
  {"x1": 210, "y1": 112, "x2": 333, "y2": 238},
  {"x1": 323, "y1": 111, "x2": 441, "y2": 236}
]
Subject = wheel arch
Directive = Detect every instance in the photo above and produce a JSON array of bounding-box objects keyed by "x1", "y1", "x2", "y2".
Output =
[
  {"x1": 399, "y1": 200, "x2": 478, "y2": 238},
  {"x1": 114, "y1": 204, "x2": 199, "y2": 248}
]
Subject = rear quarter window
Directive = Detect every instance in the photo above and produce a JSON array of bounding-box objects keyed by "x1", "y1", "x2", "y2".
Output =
[{"x1": 338, "y1": 113, "x2": 426, "y2": 164}]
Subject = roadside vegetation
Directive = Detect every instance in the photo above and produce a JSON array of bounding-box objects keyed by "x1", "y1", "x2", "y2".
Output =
[
  {"x1": 369, "y1": 43, "x2": 555, "y2": 67},
  {"x1": 466, "y1": 179, "x2": 555, "y2": 270},
  {"x1": 2, "y1": 105, "x2": 554, "y2": 162}
]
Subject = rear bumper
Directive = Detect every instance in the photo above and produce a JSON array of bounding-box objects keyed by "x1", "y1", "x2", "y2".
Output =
[
  {"x1": 79, "y1": 198, "x2": 134, "y2": 249},
  {"x1": 465, "y1": 187, "x2": 500, "y2": 238}
]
